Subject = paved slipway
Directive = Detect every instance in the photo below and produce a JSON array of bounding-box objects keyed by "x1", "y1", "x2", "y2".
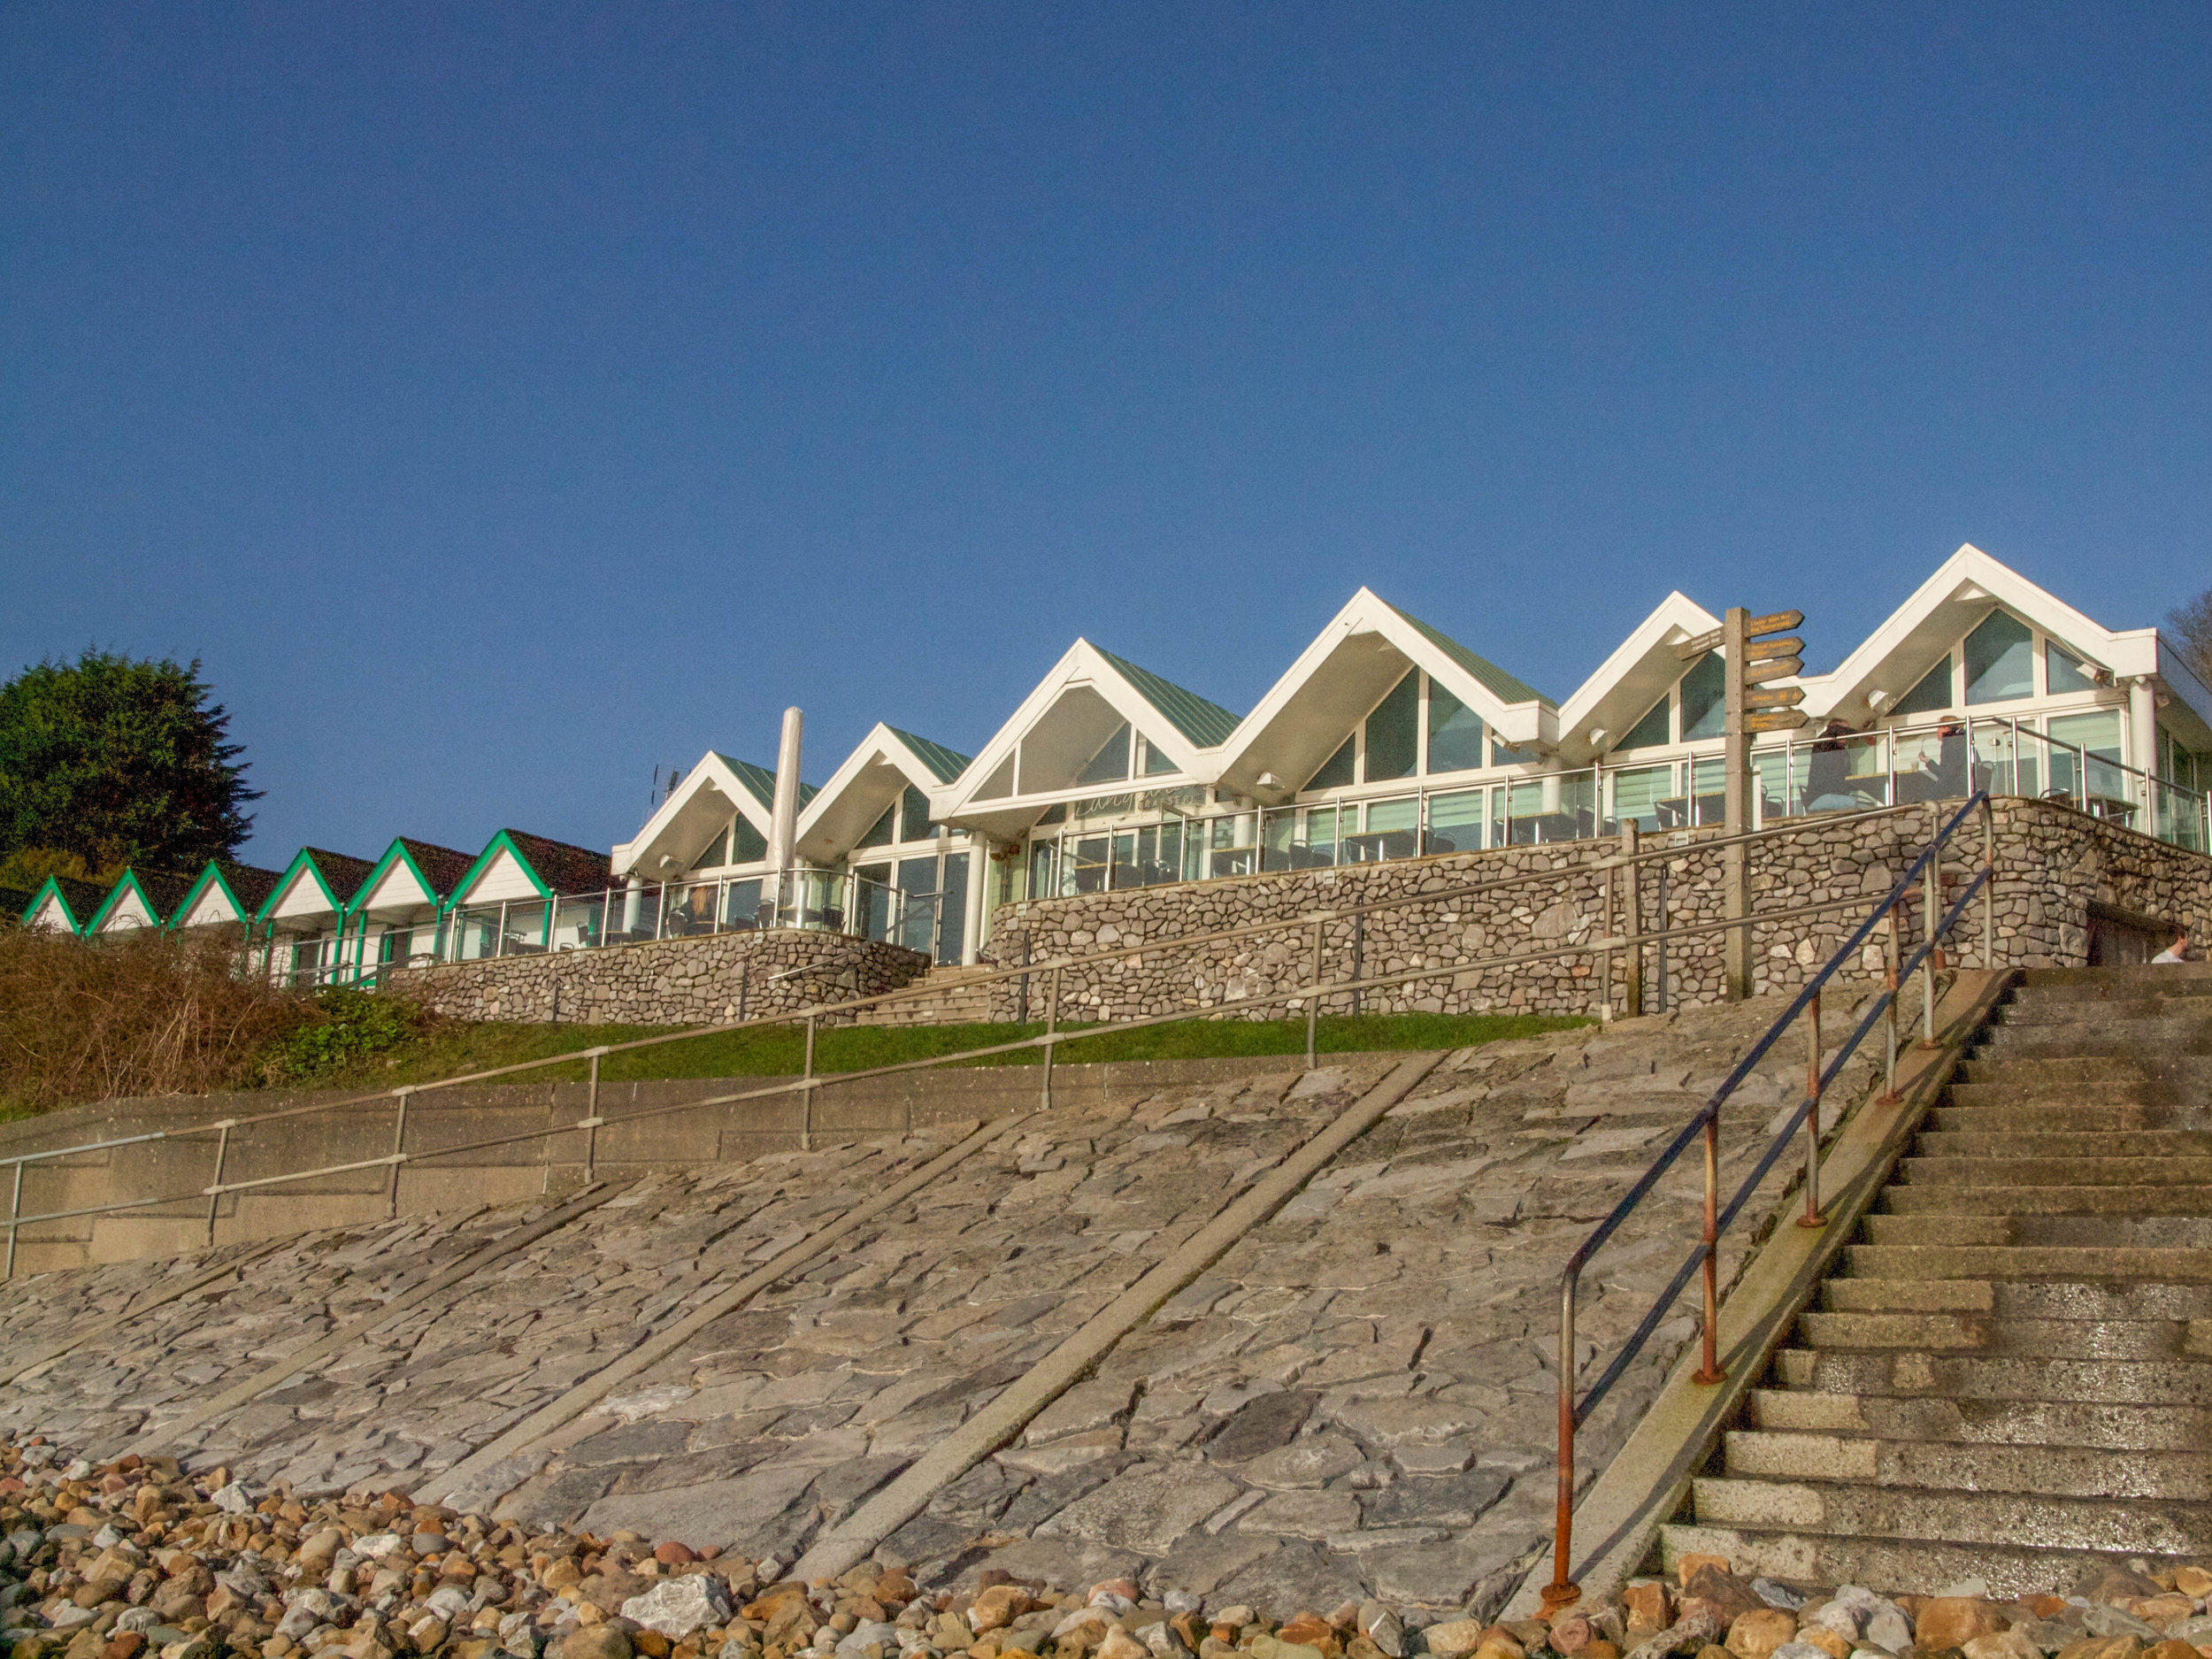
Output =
[{"x1": 0, "y1": 999, "x2": 1863, "y2": 1619}]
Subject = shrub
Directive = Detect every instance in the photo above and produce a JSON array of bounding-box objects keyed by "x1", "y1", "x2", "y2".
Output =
[
  {"x1": 262, "y1": 987, "x2": 428, "y2": 1082},
  {"x1": 0, "y1": 923, "x2": 311, "y2": 1111}
]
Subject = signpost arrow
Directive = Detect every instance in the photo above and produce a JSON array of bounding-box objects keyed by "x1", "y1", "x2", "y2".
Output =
[
  {"x1": 1744, "y1": 657, "x2": 1803, "y2": 685},
  {"x1": 1745, "y1": 710, "x2": 1810, "y2": 733},
  {"x1": 1673, "y1": 627, "x2": 1724, "y2": 661},
  {"x1": 1745, "y1": 636, "x2": 1803, "y2": 664},
  {"x1": 1747, "y1": 610, "x2": 1805, "y2": 637},
  {"x1": 1746, "y1": 685, "x2": 1806, "y2": 710}
]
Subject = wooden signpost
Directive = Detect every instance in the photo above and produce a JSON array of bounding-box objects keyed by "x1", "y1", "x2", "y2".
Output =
[{"x1": 1678, "y1": 607, "x2": 1806, "y2": 999}]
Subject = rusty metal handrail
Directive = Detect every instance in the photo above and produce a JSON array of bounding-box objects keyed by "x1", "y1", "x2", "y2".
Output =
[{"x1": 1543, "y1": 792, "x2": 1996, "y2": 1609}]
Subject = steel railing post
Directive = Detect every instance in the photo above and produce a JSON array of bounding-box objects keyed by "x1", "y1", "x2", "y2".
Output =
[
  {"x1": 1694, "y1": 1106, "x2": 1724, "y2": 1384},
  {"x1": 1305, "y1": 918, "x2": 1324, "y2": 1069},
  {"x1": 1351, "y1": 909, "x2": 1364, "y2": 1016},
  {"x1": 1981, "y1": 793, "x2": 1997, "y2": 969},
  {"x1": 1042, "y1": 964, "x2": 1061, "y2": 1110},
  {"x1": 1622, "y1": 822, "x2": 1642, "y2": 1017},
  {"x1": 802, "y1": 1013, "x2": 817, "y2": 1151},
  {"x1": 206, "y1": 1122, "x2": 232, "y2": 1246},
  {"x1": 1798, "y1": 993, "x2": 1825, "y2": 1229},
  {"x1": 1599, "y1": 860, "x2": 1616, "y2": 1023},
  {"x1": 1548, "y1": 1268, "x2": 1579, "y2": 1610},
  {"x1": 1922, "y1": 813, "x2": 1940, "y2": 1046},
  {"x1": 1655, "y1": 862, "x2": 1670, "y2": 1014},
  {"x1": 1880, "y1": 917, "x2": 1901, "y2": 1103},
  {"x1": 387, "y1": 1090, "x2": 411, "y2": 1219},
  {"x1": 5, "y1": 1161, "x2": 21, "y2": 1281},
  {"x1": 584, "y1": 1051, "x2": 601, "y2": 1181}
]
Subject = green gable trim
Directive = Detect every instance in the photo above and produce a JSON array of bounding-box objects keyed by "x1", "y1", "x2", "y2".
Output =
[
  {"x1": 173, "y1": 861, "x2": 247, "y2": 927},
  {"x1": 347, "y1": 838, "x2": 457, "y2": 918},
  {"x1": 88, "y1": 871, "x2": 160, "y2": 933},
  {"x1": 886, "y1": 727, "x2": 974, "y2": 785},
  {"x1": 446, "y1": 829, "x2": 555, "y2": 908},
  {"x1": 1386, "y1": 602, "x2": 1553, "y2": 709},
  {"x1": 23, "y1": 875, "x2": 88, "y2": 933},
  {"x1": 1094, "y1": 648, "x2": 1242, "y2": 749},
  {"x1": 252, "y1": 848, "x2": 365, "y2": 925}
]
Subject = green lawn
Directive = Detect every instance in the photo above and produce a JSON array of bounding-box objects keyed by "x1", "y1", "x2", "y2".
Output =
[{"x1": 340, "y1": 1009, "x2": 1590, "y2": 1091}]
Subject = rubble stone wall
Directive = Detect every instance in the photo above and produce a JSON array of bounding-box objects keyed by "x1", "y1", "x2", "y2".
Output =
[
  {"x1": 382, "y1": 929, "x2": 931, "y2": 1026},
  {"x1": 979, "y1": 797, "x2": 2211, "y2": 1023}
]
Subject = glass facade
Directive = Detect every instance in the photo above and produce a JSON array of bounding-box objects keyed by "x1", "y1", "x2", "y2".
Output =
[{"x1": 1965, "y1": 611, "x2": 2035, "y2": 704}]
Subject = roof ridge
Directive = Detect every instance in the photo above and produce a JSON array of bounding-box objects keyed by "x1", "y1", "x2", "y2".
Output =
[{"x1": 1381, "y1": 600, "x2": 1553, "y2": 709}]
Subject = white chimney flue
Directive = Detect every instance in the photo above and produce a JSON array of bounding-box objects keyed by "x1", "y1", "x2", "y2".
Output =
[{"x1": 765, "y1": 707, "x2": 804, "y2": 916}]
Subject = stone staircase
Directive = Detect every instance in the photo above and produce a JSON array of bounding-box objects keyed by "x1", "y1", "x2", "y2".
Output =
[
  {"x1": 855, "y1": 962, "x2": 996, "y2": 1026},
  {"x1": 1663, "y1": 960, "x2": 2212, "y2": 1595}
]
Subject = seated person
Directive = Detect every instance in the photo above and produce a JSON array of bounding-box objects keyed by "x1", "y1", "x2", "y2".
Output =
[
  {"x1": 1923, "y1": 720, "x2": 1968, "y2": 798},
  {"x1": 1802, "y1": 720, "x2": 1861, "y2": 811}
]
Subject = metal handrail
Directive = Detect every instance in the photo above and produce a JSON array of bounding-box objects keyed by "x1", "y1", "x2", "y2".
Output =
[
  {"x1": 0, "y1": 803, "x2": 1955, "y2": 1273},
  {"x1": 1542, "y1": 790, "x2": 1998, "y2": 1609}
]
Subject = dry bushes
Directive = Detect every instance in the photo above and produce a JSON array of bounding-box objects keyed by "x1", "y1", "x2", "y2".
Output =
[{"x1": 0, "y1": 924, "x2": 311, "y2": 1111}]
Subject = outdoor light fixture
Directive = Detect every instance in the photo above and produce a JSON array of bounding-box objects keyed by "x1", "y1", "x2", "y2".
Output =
[
  {"x1": 1586, "y1": 727, "x2": 1608, "y2": 748},
  {"x1": 1866, "y1": 688, "x2": 1894, "y2": 711}
]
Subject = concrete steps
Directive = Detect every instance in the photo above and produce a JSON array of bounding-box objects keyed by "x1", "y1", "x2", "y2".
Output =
[
  {"x1": 854, "y1": 964, "x2": 996, "y2": 1027},
  {"x1": 1662, "y1": 961, "x2": 2212, "y2": 1592}
]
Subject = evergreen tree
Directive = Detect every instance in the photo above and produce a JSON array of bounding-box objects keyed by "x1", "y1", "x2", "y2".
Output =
[{"x1": 0, "y1": 651, "x2": 259, "y2": 873}]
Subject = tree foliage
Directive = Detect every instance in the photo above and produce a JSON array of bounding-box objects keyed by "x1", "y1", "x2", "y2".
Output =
[
  {"x1": 0, "y1": 650, "x2": 260, "y2": 873},
  {"x1": 2170, "y1": 588, "x2": 2212, "y2": 688}
]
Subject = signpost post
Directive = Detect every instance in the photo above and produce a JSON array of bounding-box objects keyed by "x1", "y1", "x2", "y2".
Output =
[{"x1": 1679, "y1": 608, "x2": 1805, "y2": 1001}]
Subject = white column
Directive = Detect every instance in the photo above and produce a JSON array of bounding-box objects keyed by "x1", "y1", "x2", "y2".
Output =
[
  {"x1": 2128, "y1": 677, "x2": 2160, "y2": 783},
  {"x1": 962, "y1": 841, "x2": 987, "y2": 965}
]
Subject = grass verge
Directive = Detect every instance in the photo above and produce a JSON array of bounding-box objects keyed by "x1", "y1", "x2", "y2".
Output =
[{"x1": 331, "y1": 1010, "x2": 1591, "y2": 1091}]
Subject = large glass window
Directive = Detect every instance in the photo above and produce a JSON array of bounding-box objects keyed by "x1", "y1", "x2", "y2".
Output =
[
  {"x1": 1425, "y1": 682, "x2": 1486, "y2": 773},
  {"x1": 857, "y1": 803, "x2": 895, "y2": 849},
  {"x1": 898, "y1": 785, "x2": 933, "y2": 841},
  {"x1": 937, "y1": 854, "x2": 969, "y2": 963},
  {"x1": 733, "y1": 816, "x2": 766, "y2": 863},
  {"x1": 1680, "y1": 653, "x2": 1726, "y2": 741},
  {"x1": 1365, "y1": 673, "x2": 1418, "y2": 781},
  {"x1": 1609, "y1": 764, "x2": 1675, "y2": 831},
  {"x1": 2049, "y1": 710, "x2": 2126, "y2": 803},
  {"x1": 2046, "y1": 641, "x2": 2098, "y2": 695},
  {"x1": 1965, "y1": 611, "x2": 2034, "y2": 704},
  {"x1": 1894, "y1": 657, "x2": 1954, "y2": 717},
  {"x1": 1308, "y1": 736, "x2": 1356, "y2": 790},
  {"x1": 896, "y1": 855, "x2": 941, "y2": 949},
  {"x1": 1076, "y1": 723, "x2": 1133, "y2": 786},
  {"x1": 1301, "y1": 804, "x2": 1340, "y2": 864},
  {"x1": 1620, "y1": 695, "x2": 1671, "y2": 751},
  {"x1": 1139, "y1": 734, "x2": 1177, "y2": 776}
]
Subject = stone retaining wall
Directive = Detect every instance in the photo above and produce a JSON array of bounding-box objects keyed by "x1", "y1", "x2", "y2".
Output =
[
  {"x1": 382, "y1": 928, "x2": 930, "y2": 1026},
  {"x1": 978, "y1": 797, "x2": 2211, "y2": 1023}
]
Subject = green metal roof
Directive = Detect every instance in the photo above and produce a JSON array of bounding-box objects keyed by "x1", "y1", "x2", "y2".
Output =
[
  {"x1": 1094, "y1": 648, "x2": 1242, "y2": 749},
  {"x1": 713, "y1": 756, "x2": 818, "y2": 812},
  {"x1": 885, "y1": 727, "x2": 973, "y2": 784},
  {"x1": 1385, "y1": 602, "x2": 1553, "y2": 709}
]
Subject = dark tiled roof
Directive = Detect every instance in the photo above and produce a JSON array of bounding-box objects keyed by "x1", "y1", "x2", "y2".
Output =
[
  {"x1": 1386, "y1": 602, "x2": 1553, "y2": 708},
  {"x1": 503, "y1": 831, "x2": 613, "y2": 896},
  {"x1": 886, "y1": 727, "x2": 974, "y2": 784},
  {"x1": 214, "y1": 862, "x2": 284, "y2": 914},
  {"x1": 1094, "y1": 648, "x2": 1243, "y2": 749},
  {"x1": 35, "y1": 875, "x2": 110, "y2": 926},
  {"x1": 137, "y1": 869, "x2": 198, "y2": 921},
  {"x1": 394, "y1": 839, "x2": 478, "y2": 901},
  {"x1": 301, "y1": 849, "x2": 378, "y2": 908}
]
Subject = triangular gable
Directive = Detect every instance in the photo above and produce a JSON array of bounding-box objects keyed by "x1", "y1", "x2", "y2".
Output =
[
  {"x1": 88, "y1": 869, "x2": 193, "y2": 933},
  {"x1": 1213, "y1": 588, "x2": 1554, "y2": 798},
  {"x1": 797, "y1": 724, "x2": 975, "y2": 863},
  {"x1": 256, "y1": 848, "x2": 375, "y2": 926},
  {"x1": 350, "y1": 838, "x2": 477, "y2": 916},
  {"x1": 21, "y1": 874, "x2": 107, "y2": 934},
  {"x1": 612, "y1": 752, "x2": 809, "y2": 879},
  {"x1": 1797, "y1": 543, "x2": 2179, "y2": 727},
  {"x1": 173, "y1": 860, "x2": 283, "y2": 930},
  {"x1": 936, "y1": 641, "x2": 1242, "y2": 833},
  {"x1": 1554, "y1": 591, "x2": 1727, "y2": 763},
  {"x1": 450, "y1": 829, "x2": 612, "y2": 906}
]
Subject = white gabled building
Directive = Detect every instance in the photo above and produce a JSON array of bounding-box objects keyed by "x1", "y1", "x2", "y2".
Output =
[{"x1": 795, "y1": 725, "x2": 979, "y2": 964}]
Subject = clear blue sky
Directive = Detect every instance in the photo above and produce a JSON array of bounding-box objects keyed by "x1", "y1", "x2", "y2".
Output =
[{"x1": 4, "y1": 4, "x2": 2208, "y2": 864}]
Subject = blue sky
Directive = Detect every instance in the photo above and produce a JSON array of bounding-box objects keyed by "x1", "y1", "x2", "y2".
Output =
[{"x1": 4, "y1": 4, "x2": 2208, "y2": 863}]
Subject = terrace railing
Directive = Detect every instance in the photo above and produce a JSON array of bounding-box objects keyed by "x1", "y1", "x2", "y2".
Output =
[{"x1": 3, "y1": 800, "x2": 1966, "y2": 1279}]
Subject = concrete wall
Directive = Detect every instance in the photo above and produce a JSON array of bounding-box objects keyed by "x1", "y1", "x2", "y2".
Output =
[
  {"x1": 382, "y1": 927, "x2": 930, "y2": 1025},
  {"x1": 977, "y1": 797, "x2": 2212, "y2": 1022},
  {"x1": 0, "y1": 1053, "x2": 1310, "y2": 1276}
]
